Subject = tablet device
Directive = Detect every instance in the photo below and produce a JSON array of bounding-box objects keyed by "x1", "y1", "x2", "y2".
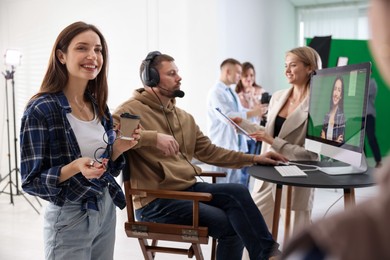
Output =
[{"x1": 215, "y1": 107, "x2": 256, "y2": 141}]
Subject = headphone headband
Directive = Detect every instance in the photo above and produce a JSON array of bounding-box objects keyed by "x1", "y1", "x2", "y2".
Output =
[{"x1": 145, "y1": 51, "x2": 161, "y2": 62}]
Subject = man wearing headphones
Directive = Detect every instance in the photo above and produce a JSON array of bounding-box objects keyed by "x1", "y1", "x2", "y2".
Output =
[{"x1": 113, "y1": 51, "x2": 286, "y2": 260}]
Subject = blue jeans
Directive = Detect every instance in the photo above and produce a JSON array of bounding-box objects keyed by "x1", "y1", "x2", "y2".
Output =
[
  {"x1": 136, "y1": 182, "x2": 278, "y2": 260},
  {"x1": 213, "y1": 166, "x2": 246, "y2": 186},
  {"x1": 43, "y1": 188, "x2": 116, "y2": 260},
  {"x1": 241, "y1": 139, "x2": 262, "y2": 187}
]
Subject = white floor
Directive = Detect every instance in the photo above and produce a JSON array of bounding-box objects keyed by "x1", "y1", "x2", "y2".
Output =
[{"x1": 0, "y1": 175, "x2": 379, "y2": 260}]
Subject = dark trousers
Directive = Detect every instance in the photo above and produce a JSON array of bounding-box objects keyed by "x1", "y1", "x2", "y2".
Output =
[
  {"x1": 365, "y1": 114, "x2": 382, "y2": 164},
  {"x1": 136, "y1": 182, "x2": 279, "y2": 260}
]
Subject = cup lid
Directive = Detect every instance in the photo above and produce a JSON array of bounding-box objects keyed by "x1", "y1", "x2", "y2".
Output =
[{"x1": 120, "y1": 112, "x2": 141, "y2": 119}]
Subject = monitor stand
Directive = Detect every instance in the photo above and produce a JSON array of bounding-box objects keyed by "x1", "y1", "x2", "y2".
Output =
[{"x1": 319, "y1": 153, "x2": 368, "y2": 175}]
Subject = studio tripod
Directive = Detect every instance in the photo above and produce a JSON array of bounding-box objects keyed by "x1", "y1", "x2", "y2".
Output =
[{"x1": 0, "y1": 67, "x2": 41, "y2": 214}]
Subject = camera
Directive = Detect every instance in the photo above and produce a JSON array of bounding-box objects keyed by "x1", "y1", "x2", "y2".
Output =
[{"x1": 260, "y1": 92, "x2": 271, "y2": 104}]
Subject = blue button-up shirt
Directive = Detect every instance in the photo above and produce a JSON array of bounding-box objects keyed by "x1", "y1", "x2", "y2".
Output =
[
  {"x1": 20, "y1": 91, "x2": 126, "y2": 210},
  {"x1": 207, "y1": 81, "x2": 248, "y2": 152}
]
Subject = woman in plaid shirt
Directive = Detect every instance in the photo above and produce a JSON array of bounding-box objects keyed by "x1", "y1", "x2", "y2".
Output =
[{"x1": 19, "y1": 21, "x2": 139, "y2": 260}]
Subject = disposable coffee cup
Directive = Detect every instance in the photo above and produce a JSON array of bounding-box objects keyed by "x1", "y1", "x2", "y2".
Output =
[{"x1": 120, "y1": 113, "x2": 141, "y2": 140}]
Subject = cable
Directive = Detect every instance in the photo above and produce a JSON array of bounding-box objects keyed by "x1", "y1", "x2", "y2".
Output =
[
  {"x1": 289, "y1": 161, "x2": 320, "y2": 171},
  {"x1": 288, "y1": 161, "x2": 344, "y2": 217},
  {"x1": 302, "y1": 168, "x2": 320, "y2": 172},
  {"x1": 322, "y1": 194, "x2": 344, "y2": 218},
  {"x1": 173, "y1": 107, "x2": 204, "y2": 181},
  {"x1": 151, "y1": 89, "x2": 203, "y2": 179}
]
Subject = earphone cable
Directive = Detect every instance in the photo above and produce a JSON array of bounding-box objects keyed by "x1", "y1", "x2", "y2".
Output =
[{"x1": 151, "y1": 89, "x2": 203, "y2": 179}]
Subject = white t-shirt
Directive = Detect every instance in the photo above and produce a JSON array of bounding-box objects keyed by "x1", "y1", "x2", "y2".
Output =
[
  {"x1": 326, "y1": 123, "x2": 334, "y2": 140},
  {"x1": 66, "y1": 113, "x2": 106, "y2": 159}
]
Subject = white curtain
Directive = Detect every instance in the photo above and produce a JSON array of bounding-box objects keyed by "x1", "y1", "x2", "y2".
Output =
[{"x1": 299, "y1": 5, "x2": 369, "y2": 42}]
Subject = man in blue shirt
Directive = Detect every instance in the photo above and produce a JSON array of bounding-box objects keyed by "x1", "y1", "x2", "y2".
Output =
[{"x1": 207, "y1": 58, "x2": 263, "y2": 185}]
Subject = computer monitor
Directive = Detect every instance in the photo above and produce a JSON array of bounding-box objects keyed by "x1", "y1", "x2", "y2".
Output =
[{"x1": 305, "y1": 62, "x2": 371, "y2": 175}]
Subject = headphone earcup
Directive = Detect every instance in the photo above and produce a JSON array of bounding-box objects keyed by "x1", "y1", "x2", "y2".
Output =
[
  {"x1": 145, "y1": 67, "x2": 160, "y2": 87},
  {"x1": 142, "y1": 51, "x2": 161, "y2": 87}
]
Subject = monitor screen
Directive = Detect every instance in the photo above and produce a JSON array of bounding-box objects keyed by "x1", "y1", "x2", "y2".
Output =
[{"x1": 305, "y1": 62, "x2": 371, "y2": 174}]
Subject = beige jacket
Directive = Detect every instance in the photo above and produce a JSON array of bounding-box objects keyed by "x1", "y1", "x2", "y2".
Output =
[{"x1": 242, "y1": 87, "x2": 318, "y2": 210}]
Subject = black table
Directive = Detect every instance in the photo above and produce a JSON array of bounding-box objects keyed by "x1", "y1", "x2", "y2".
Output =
[{"x1": 248, "y1": 161, "x2": 376, "y2": 242}]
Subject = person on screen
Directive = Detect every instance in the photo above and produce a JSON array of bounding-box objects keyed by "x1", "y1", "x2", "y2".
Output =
[
  {"x1": 281, "y1": 0, "x2": 390, "y2": 259},
  {"x1": 321, "y1": 76, "x2": 346, "y2": 143}
]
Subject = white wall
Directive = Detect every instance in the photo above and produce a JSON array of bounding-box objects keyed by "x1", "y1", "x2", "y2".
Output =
[{"x1": 0, "y1": 0, "x2": 296, "y2": 177}]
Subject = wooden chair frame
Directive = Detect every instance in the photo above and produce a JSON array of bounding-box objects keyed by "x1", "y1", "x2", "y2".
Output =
[{"x1": 123, "y1": 167, "x2": 226, "y2": 260}]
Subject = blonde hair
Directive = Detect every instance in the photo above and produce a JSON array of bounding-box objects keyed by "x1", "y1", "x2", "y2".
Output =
[{"x1": 287, "y1": 46, "x2": 322, "y2": 71}]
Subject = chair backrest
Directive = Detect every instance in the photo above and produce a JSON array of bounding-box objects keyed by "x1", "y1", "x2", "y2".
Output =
[{"x1": 122, "y1": 155, "x2": 219, "y2": 260}]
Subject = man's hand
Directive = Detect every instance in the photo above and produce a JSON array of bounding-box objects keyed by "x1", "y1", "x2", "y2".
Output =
[
  {"x1": 156, "y1": 133, "x2": 179, "y2": 156},
  {"x1": 253, "y1": 151, "x2": 288, "y2": 166}
]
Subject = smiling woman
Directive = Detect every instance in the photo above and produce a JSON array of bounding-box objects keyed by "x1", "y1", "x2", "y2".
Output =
[
  {"x1": 241, "y1": 47, "x2": 321, "y2": 260},
  {"x1": 19, "y1": 21, "x2": 139, "y2": 260}
]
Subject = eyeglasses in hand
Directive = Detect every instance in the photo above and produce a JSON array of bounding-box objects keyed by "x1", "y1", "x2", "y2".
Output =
[{"x1": 94, "y1": 129, "x2": 119, "y2": 165}]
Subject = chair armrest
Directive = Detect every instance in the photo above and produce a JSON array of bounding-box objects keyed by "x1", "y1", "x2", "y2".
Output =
[
  {"x1": 129, "y1": 188, "x2": 212, "y2": 202},
  {"x1": 198, "y1": 171, "x2": 227, "y2": 184},
  {"x1": 200, "y1": 171, "x2": 227, "y2": 178}
]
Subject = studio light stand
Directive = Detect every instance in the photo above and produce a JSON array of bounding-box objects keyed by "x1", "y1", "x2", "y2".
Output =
[{"x1": 0, "y1": 49, "x2": 41, "y2": 214}]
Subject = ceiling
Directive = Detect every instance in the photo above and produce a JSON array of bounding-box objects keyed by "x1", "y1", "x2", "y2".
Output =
[{"x1": 289, "y1": 0, "x2": 369, "y2": 7}]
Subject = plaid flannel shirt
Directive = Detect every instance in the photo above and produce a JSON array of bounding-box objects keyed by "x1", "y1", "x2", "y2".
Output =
[
  {"x1": 322, "y1": 108, "x2": 346, "y2": 143},
  {"x1": 20, "y1": 91, "x2": 126, "y2": 211}
]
